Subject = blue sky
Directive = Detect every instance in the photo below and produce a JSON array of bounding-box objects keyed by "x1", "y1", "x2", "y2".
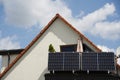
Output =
[{"x1": 0, "y1": 0, "x2": 120, "y2": 53}]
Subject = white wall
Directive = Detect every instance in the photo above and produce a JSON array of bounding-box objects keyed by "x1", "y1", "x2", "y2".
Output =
[
  {"x1": 1, "y1": 18, "x2": 97, "y2": 80},
  {"x1": 1, "y1": 55, "x2": 7, "y2": 73},
  {"x1": 1, "y1": 54, "x2": 18, "y2": 73}
]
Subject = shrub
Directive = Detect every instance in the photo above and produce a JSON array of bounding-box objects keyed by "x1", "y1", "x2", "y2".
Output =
[{"x1": 48, "y1": 44, "x2": 56, "y2": 53}]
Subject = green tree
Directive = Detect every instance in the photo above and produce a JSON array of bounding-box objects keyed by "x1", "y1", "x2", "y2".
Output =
[{"x1": 48, "y1": 44, "x2": 56, "y2": 53}]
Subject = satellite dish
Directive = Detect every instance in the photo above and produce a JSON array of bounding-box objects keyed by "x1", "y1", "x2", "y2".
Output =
[{"x1": 116, "y1": 47, "x2": 120, "y2": 57}]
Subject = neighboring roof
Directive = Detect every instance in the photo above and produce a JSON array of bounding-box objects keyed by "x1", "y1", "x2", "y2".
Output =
[
  {"x1": 0, "y1": 49, "x2": 24, "y2": 55},
  {"x1": 0, "y1": 13, "x2": 101, "y2": 78}
]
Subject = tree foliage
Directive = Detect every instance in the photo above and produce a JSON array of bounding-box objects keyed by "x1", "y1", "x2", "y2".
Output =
[{"x1": 48, "y1": 44, "x2": 56, "y2": 53}]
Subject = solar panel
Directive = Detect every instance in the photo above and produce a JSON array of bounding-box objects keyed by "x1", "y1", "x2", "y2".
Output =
[
  {"x1": 98, "y1": 52, "x2": 115, "y2": 71},
  {"x1": 48, "y1": 52, "x2": 115, "y2": 72},
  {"x1": 64, "y1": 53, "x2": 79, "y2": 71},
  {"x1": 48, "y1": 53, "x2": 63, "y2": 71},
  {"x1": 82, "y1": 53, "x2": 97, "y2": 71}
]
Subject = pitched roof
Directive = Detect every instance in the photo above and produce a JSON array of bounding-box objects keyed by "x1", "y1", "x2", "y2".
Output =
[
  {"x1": 0, "y1": 49, "x2": 24, "y2": 55},
  {"x1": 0, "y1": 13, "x2": 101, "y2": 78}
]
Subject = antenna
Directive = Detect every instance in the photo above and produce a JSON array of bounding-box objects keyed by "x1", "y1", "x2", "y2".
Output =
[{"x1": 116, "y1": 47, "x2": 120, "y2": 57}]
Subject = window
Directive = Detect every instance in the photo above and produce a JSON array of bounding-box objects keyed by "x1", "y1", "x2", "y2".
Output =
[
  {"x1": 60, "y1": 43, "x2": 94, "y2": 52},
  {"x1": 60, "y1": 44, "x2": 77, "y2": 52}
]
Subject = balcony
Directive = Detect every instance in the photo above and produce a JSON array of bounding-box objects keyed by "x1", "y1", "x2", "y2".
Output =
[{"x1": 48, "y1": 52, "x2": 115, "y2": 72}]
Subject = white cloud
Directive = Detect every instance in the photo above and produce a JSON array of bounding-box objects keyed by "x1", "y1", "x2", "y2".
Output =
[
  {"x1": 69, "y1": 3, "x2": 120, "y2": 40},
  {"x1": 117, "y1": 58, "x2": 120, "y2": 65},
  {"x1": 91, "y1": 21, "x2": 120, "y2": 40},
  {"x1": 2, "y1": 0, "x2": 72, "y2": 28},
  {"x1": 2, "y1": 0, "x2": 120, "y2": 40},
  {"x1": 3, "y1": 0, "x2": 115, "y2": 28},
  {"x1": 74, "y1": 3, "x2": 115, "y2": 32},
  {"x1": 97, "y1": 45, "x2": 115, "y2": 52},
  {"x1": 117, "y1": 47, "x2": 120, "y2": 65},
  {"x1": 75, "y1": 11, "x2": 85, "y2": 18},
  {"x1": 0, "y1": 35, "x2": 20, "y2": 50}
]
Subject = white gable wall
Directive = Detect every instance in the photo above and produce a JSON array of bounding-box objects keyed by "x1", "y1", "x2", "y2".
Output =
[{"x1": 1, "y1": 18, "x2": 80, "y2": 80}]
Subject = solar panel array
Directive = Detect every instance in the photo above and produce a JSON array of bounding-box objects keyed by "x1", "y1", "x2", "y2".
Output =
[
  {"x1": 48, "y1": 52, "x2": 115, "y2": 71},
  {"x1": 82, "y1": 53, "x2": 97, "y2": 71}
]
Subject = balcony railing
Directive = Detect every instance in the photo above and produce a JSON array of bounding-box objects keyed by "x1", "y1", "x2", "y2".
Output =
[{"x1": 48, "y1": 52, "x2": 115, "y2": 72}]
